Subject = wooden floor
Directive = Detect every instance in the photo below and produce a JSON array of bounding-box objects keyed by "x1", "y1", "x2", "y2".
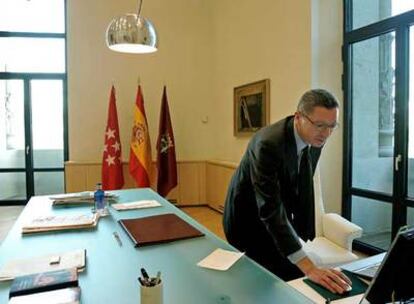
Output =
[
  {"x1": 180, "y1": 205, "x2": 226, "y2": 241},
  {"x1": 179, "y1": 206, "x2": 371, "y2": 260}
]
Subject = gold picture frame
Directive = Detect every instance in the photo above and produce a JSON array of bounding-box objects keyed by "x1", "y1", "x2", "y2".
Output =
[{"x1": 234, "y1": 79, "x2": 270, "y2": 136}]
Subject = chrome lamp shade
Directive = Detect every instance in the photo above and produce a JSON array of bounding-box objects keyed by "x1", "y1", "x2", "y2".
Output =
[{"x1": 106, "y1": 13, "x2": 158, "y2": 54}]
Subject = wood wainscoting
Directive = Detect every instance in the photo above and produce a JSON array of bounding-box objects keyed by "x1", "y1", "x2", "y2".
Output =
[
  {"x1": 65, "y1": 160, "x2": 237, "y2": 212},
  {"x1": 205, "y1": 160, "x2": 237, "y2": 212}
]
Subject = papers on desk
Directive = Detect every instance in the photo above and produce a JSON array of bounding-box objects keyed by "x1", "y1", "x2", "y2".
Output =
[
  {"x1": 50, "y1": 191, "x2": 118, "y2": 206},
  {"x1": 22, "y1": 213, "x2": 98, "y2": 234},
  {"x1": 197, "y1": 248, "x2": 244, "y2": 271},
  {"x1": 112, "y1": 200, "x2": 161, "y2": 211},
  {"x1": 0, "y1": 249, "x2": 86, "y2": 281},
  {"x1": 8, "y1": 287, "x2": 81, "y2": 304}
]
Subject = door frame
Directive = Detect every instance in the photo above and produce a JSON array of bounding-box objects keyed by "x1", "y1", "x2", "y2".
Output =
[
  {"x1": 0, "y1": 73, "x2": 68, "y2": 205},
  {"x1": 342, "y1": 3, "x2": 414, "y2": 253}
]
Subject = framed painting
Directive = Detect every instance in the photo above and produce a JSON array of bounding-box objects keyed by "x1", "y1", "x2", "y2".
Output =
[{"x1": 234, "y1": 79, "x2": 270, "y2": 136}]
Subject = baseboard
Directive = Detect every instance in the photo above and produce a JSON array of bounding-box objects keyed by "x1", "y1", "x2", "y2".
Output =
[
  {"x1": 207, "y1": 205, "x2": 224, "y2": 214},
  {"x1": 176, "y1": 203, "x2": 208, "y2": 208}
]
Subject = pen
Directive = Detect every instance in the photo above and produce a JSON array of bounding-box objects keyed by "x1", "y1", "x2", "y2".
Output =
[
  {"x1": 155, "y1": 271, "x2": 161, "y2": 285},
  {"x1": 325, "y1": 298, "x2": 331, "y2": 304},
  {"x1": 113, "y1": 231, "x2": 123, "y2": 247},
  {"x1": 138, "y1": 277, "x2": 146, "y2": 286},
  {"x1": 141, "y1": 267, "x2": 150, "y2": 280}
]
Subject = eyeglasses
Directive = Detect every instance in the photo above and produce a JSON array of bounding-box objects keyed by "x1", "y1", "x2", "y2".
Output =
[{"x1": 301, "y1": 113, "x2": 339, "y2": 132}]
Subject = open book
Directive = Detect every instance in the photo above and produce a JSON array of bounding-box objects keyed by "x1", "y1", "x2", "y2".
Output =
[
  {"x1": 22, "y1": 213, "x2": 98, "y2": 234},
  {"x1": 50, "y1": 191, "x2": 118, "y2": 206}
]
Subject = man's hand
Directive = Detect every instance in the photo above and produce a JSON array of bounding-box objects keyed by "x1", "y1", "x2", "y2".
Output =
[
  {"x1": 306, "y1": 267, "x2": 351, "y2": 294},
  {"x1": 296, "y1": 257, "x2": 352, "y2": 294}
]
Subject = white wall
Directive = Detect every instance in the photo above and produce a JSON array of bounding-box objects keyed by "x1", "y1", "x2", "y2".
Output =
[
  {"x1": 67, "y1": 0, "x2": 214, "y2": 162},
  {"x1": 67, "y1": 0, "x2": 344, "y2": 212},
  {"x1": 210, "y1": 0, "x2": 312, "y2": 161},
  {"x1": 311, "y1": 0, "x2": 343, "y2": 213}
]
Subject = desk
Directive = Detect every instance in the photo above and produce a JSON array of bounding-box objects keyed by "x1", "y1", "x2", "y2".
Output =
[
  {"x1": 0, "y1": 189, "x2": 312, "y2": 303},
  {"x1": 288, "y1": 253, "x2": 386, "y2": 304}
]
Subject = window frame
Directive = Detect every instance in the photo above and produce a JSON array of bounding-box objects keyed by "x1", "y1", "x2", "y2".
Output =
[
  {"x1": 0, "y1": 0, "x2": 68, "y2": 205},
  {"x1": 343, "y1": 1, "x2": 414, "y2": 254}
]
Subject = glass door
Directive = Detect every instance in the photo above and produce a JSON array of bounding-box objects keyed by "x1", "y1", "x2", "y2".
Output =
[
  {"x1": 344, "y1": 1, "x2": 414, "y2": 253},
  {"x1": 349, "y1": 32, "x2": 396, "y2": 250},
  {"x1": 31, "y1": 80, "x2": 65, "y2": 196},
  {"x1": 0, "y1": 79, "x2": 27, "y2": 203},
  {"x1": 0, "y1": 0, "x2": 66, "y2": 204},
  {"x1": 408, "y1": 25, "x2": 414, "y2": 226},
  {"x1": 0, "y1": 78, "x2": 66, "y2": 204}
]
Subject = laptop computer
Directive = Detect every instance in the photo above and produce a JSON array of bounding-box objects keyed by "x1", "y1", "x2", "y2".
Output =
[
  {"x1": 341, "y1": 251, "x2": 385, "y2": 280},
  {"x1": 347, "y1": 262, "x2": 381, "y2": 280},
  {"x1": 357, "y1": 226, "x2": 414, "y2": 304}
]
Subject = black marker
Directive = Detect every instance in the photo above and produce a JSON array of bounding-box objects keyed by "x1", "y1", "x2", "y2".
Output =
[
  {"x1": 138, "y1": 277, "x2": 146, "y2": 286},
  {"x1": 141, "y1": 267, "x2": 150, "y2": 280}
]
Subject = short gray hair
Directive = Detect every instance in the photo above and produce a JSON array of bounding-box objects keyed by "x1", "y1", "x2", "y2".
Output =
[{"x1": 297, "y1": 89, "x2": 339, "y2": 115}]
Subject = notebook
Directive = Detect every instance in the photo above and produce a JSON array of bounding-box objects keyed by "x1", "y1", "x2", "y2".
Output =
[
  {"x1": 9, "y1": 268, "x2": 78, "y2": 297},
  {"x1": 119, "y1": 213, "x2": 204, "y2": 247}
]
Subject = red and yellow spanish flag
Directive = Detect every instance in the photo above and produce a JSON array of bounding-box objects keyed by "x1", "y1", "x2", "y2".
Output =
[{"x1": 129, "y1": 85, "x2": 152, "y2": 187}]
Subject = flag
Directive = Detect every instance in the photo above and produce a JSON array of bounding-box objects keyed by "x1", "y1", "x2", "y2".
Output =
[
  {"x1": 102, "y1": 86, "x2": 124, "y2": 190},
  {"x1": 129, "y1": 85, "x2": 152, "y2": 187},
  {"x1": 156, "y1": 86, "x2": 177, "y2": 197}
]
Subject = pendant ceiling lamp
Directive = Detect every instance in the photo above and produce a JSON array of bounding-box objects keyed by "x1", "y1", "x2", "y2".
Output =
[{"x1": 106, "y1": 0, "x2": 158, "y2": 54}]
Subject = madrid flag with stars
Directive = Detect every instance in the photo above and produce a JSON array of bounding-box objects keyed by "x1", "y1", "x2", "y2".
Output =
[
  {"x1": 129, "y1": 85, "x2": 152, "y2": 187},
  {"x1": 102, "y1": 86, "x2": 124, "y2": 190}
]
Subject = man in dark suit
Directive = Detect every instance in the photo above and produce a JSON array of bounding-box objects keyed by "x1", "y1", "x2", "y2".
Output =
[{"x1": 223, "y1": 89, "x2": 351, "y2": 294}]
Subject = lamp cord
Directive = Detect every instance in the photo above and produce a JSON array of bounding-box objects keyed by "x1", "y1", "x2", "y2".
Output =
[{"x1": 137, "y1": 0, "x2": 143, "y2": 16}]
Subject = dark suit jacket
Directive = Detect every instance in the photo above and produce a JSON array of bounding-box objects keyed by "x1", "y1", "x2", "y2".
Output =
[{"x1": 223, "y1": 116, "x2": 321, "y2": 259}]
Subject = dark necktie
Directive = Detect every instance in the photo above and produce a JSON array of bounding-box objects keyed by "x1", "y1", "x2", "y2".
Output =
[{"x1": 296, "y1": 146, "x2": 315, "y2": 241}]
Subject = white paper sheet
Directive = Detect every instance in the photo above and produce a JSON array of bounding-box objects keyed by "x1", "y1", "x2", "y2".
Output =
[
  {"x1": 197, "y1": 248, "x2": 244, "y2": 271},
  {"x1": 112, "y1": 200, "x2": 161, "y2": 211},
  {"x1": 0, "y1": 249, "x2": 86, "y2": 281}
]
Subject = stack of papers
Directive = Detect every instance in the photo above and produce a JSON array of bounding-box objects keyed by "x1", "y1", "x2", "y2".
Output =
[
  {"x1": 0, "y1": 249, "x2": 86, "y2": 281},
  {"x1": 22, "y1": 214, "x2": 98, "y2": 234},
  {"x1": 8, "y1": 287, "x2": 81, "y2": 304},
  {"x1": 112, "y1": 200, "x2": 161, "y2": 211},
  {"x1": 50, "y1": 192, "x2": 118, "y2": 206}
]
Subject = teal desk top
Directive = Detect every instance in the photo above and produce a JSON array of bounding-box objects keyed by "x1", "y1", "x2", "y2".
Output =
[{"x1": 0, "y1": 188, "x2": 312, "y2": 303}]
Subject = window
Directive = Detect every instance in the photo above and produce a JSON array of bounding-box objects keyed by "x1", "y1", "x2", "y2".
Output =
[
  {"x1": 0, "y1": 0, "x2": 67, "y2": 204},
  {"x1": 352, "y1": 0, "x2": 414, "y2": 30},
  {"x1": 344, "y1": 0, "x2": 414, "y2": 253}
]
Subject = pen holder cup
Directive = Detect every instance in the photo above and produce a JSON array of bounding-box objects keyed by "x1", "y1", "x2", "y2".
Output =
[{"x1": 140, "y1": 281, "x2": 163, "y2": 304}]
